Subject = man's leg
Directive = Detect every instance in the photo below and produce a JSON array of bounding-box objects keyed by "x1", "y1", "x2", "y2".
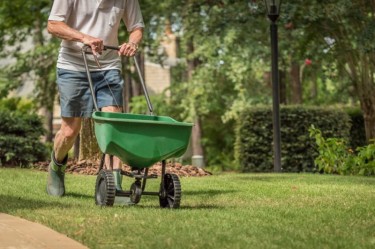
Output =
[
  {"x1": 54, "y1": 117, "x2": 82, "y2": 161},
  {"x1": 102, "y1": 106, "x2": 123, "y2": 190},
  {"x1": 47, "y1": 117, "x2": 81, "y2": 196}
]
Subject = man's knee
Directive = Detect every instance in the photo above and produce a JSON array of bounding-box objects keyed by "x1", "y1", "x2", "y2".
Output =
[
  {"x1": 102, "y1": 105, "x2": 122, "y2": 113},
  {"x1": 60, "y1": 118, "x2": 81, "y2": 140}
]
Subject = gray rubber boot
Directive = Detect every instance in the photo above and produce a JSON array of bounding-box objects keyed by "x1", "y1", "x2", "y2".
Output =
[
  {"x1": 46, "y1": 152, "x2": 68, "y2": 197},
  {"x1": 113, "y1": 169, "x2": 123, "y2": 191}
]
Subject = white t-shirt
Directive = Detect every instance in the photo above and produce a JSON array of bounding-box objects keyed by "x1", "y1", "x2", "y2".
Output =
[{"x1": 48, "y1": 0, "x2": 144, "y2": 71}]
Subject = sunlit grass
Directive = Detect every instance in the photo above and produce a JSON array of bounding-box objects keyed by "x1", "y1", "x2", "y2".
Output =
[{"x1": 0, "y1": 168, "x2": 374, "y2": 249}]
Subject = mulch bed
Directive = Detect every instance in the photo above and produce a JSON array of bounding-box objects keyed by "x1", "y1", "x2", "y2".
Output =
[{"x1": 34, "y1": 159, "x2": 212, "y2": 177}]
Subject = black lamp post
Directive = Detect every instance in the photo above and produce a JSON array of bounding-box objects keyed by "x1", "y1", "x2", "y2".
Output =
[{"x1": 264, "y1": 0, "x2": 282, "y2": 172}]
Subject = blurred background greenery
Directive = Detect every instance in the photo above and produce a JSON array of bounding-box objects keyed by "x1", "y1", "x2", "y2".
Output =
[{"x1": 1, "y1": 1, "x2": 374, "y2": 173}]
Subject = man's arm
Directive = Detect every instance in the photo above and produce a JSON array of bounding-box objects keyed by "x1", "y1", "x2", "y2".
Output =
[
  {"x1": 119, "y1": 28, "x2": 144, "y2": 57},
  {"x1": 47, "y1": 20, "x2": 104, "y2": 55},
  {"x1": 128, "y1": 28, "x2": 143, "y2": 47}
]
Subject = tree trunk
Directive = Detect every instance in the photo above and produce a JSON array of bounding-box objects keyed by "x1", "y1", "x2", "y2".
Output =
[
  {"x1": 45, "y1": 109, "x2": 54, "y2": 143},
  {"x1": 34, "y1": 15, "x2": 56, "y2": 143},
  {"x1": 357, "y1": 65, "x2": 375, "y2": 141},
  {"x1": 191, "y1": 118, "x2": 204, "y2": 156},
  {"x1": 73, "y1": 136, "x2": 80, "y2": 160},
  {"x1": 78, "y1": 118, "x2": 100, "y2": 161},
  {"x1": 362, "y1": 106, "x2": 375, "y2": 142},
  {"x1": 310, "y1": 73, "x2": 318, "y2": 100},
  {"x1": 263, "y1": 71, "x2": 271, "y2": 89},
  {"x1": 191, "y1": 117, "x2": 205, "y2": 167},
  {"x1": 290, "y1": 61, "x2": 302, "y2": 104},
  {"x1": 187, "y1": 37, "x2": 205, "y2": 167},
  {"x1": 279, "y1": 70, "x2": 287, "y2": 104},
  {"x1": 356, "y1": 72, "x2": 375, "y2": 141},
  {"x1": 347, "y1": 53, "x2": 375, "y2": 141}
]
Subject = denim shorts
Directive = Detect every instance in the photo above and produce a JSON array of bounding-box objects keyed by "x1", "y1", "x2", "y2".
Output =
[{"x1": 57, "y1": 68, "x2": 123, "y2": 117}]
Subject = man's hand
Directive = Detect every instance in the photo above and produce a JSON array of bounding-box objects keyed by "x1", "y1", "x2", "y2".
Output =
[
  {"x1": 82, "y1": 35, "x2": 104, "y2": 56},
  {"x1": 118, "y1": 28, "x2": 143, "y2": 57},
  {"x1": 118, "y1": 42, "x2": 138, "y2": 57},
  {"x1": 47, "y1": 21, "x2": 104, "y2": 55}
]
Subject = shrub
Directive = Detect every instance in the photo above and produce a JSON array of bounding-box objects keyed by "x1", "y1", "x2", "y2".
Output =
[
  {"x1": 0, "y1": 109, "x2": 47, "y2": 166},
  {"x1": 235, "y1": 106, "x2": 351, "y2": 172},
  {"x1": 309, "y1": 125, "x2": 355, "y2": 174},
  {"x1": 355, "y1": 142, "x2": 375, "y2": 176},
  {"x1": 0, "y1": 97, "x2": 37, "y2": 114},
  {"x1": 309, "y1": 126, "x2": 375, "y2": 176}
]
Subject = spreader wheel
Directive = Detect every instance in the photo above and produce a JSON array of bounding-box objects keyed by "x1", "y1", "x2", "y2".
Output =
[
  {"x1": 159, "y1": 173, "x2": 181, "y2": 208},
  {"x1": 95, "y1": 170, "x2": 116, "y2": 206},
  {"x1": 130, "y1": 181, "x2": 142, "y2": 204}
]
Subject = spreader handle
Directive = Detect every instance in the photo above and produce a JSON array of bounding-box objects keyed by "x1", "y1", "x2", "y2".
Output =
[
  {"x1": 81, "y1": 46, "x2": 99, "y2": 111},
  {"x1": 82, "y1": 45, "x2": 154, "y2": 115},
  {"x1": 105, "y1": 46, "x2": 154, "y2": 114},
  {"x1": 104, "y1": 45, "x2": 120, "y2": 51},
  {"x1": 133, "y1": 56, "x2": 154, "y2": 115}
]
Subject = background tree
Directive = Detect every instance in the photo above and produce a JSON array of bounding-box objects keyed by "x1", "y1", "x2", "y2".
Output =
[
  {"x1": 1, "y1": 0, "x2": 372, "y2": 169},
  {"x1": 138, "y1": 0, "x2": 372, "y2": 167},
  {"x1": 283, "y1": 0, "x2": 375, "y2": 140},
  {"x1": 0, "y1": 0, "x2": 58, "y2": 142}
]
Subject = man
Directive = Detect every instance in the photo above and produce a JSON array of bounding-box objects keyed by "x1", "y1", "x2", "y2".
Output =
[{"x1": 47, "y1": 0, "x2": 144, "y2": 196}]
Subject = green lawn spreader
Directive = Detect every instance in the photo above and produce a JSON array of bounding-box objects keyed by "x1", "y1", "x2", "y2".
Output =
[{"x1": 82, "y1": 46, "x2": 193, "y2": 208}]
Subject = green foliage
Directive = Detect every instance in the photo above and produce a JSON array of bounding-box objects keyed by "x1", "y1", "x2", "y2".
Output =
[
  {"x1": 235, "y1": 106, "x2": 351, "y2": 173},
  {"x1": 0, "y1": 0, "x2": 51, "y2": 53},
  {"x1": 0, "y1": 97, "x2": 37, "y2": 113},
  {"x1": 2, "y1": 0, "x2": 373, "y2": 170},
  {"x1": 355, "y1": 142, "x2": 375, "y2": 176},
  {"x1": 136, "y1": 0, "x2": 375, "y2": 173},
  {"x1": 0, "y1": 1, "x2": 58, "y2": 111},
  {"x1": 309, "y1": 126, "x2": 375, "y2": 176},
  {"x1": 309, "y1": 125, "x2": 355, "y2": 174},
  {"x1": 0, "y1": 69, "x2": 20, "y2": 98},
  {"x1": 201, "y1": 116, "x2": 237, "y2": 171},
  {"x1": 128, "y1": 91, "x2": 184, "y2": 118},
  {"x1": 0, "y1": 108, "x2": 47, "y2": 166},
  {"x1": 1, "y1": 42, "x2": 60, "y2": 109}
]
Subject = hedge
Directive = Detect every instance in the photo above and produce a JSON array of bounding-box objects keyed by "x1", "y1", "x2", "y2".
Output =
[
  {"x1": 347, "y1": 108, "x2": 367, "y2": 149},
  {"x1": 235, "y1": 106, "x2": 351, "y2": 172},
  {"x1": 0, "y1": 110, "x2": 47, "y2": 166}
]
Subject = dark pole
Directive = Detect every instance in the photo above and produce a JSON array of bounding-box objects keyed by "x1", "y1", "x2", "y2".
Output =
[{"x1": 270, "y1": 21, "x2": 282, "y2": 172}]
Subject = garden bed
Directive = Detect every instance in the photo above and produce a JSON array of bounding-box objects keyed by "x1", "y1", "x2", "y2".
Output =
[{"x1": 34, "y1": 159, "x2": 212, "y2": 177}]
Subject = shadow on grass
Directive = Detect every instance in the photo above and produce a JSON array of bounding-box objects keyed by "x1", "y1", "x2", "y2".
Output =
[
  {"x1": 231, "y1": 174, "x2": 296, "y2": 182},
  {"x1": 183, "y1": 189, "x2": 238, "y2": 196},
  {"x1": 135, "y1": 204, "x2": 226, "y2": 210},
  {"x1": 0, "y1": 194, "x2": 72, "y2": 212},
  {"x1": 231, "y1": 173, "x2": 375, "y2": 186},
  {"x1": 65, "y1": 192, "x2": 93, "y2": 200},
  {"x1": 178, "y1": 204, "x2": 226, "y2": 210}
]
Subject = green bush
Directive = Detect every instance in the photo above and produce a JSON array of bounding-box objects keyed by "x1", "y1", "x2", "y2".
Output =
[
  {"x1": 0, "y1": 109, "x2": 47, "y2": 166},
  {"x1": 309, "y1": 126, "x2": 375, "y2": 176},
  {"x1": 235, "y1": 106, "x2": 351, "y2": 172},
  {"x1": 355, "y1": 142, "x2": 375, "y2": 175},
  {"x1": 0, "y1": 97, "x2": 37, "y2": 113},
  {"x1": 201, "y1": 115, "x2": 237, "y2": 171},
  {"x1": 309, "y1": 125, "x2": 355, "y2": 174}
]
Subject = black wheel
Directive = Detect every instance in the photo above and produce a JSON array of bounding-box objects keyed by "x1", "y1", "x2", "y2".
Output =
[
  {"x1": 95, "y1": 170, "x2": 116, "y2": 206},
  {"x1": 130, "y1": 181, "x2": 142, "y2": 204},
  {"x1": 159, "y1": 173, "x2": 181, "y2": 208}
]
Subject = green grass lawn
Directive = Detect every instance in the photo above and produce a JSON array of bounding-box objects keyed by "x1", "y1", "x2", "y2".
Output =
[{"x1": 0, "y1": 168, "x2": 374, "y2": 249}]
